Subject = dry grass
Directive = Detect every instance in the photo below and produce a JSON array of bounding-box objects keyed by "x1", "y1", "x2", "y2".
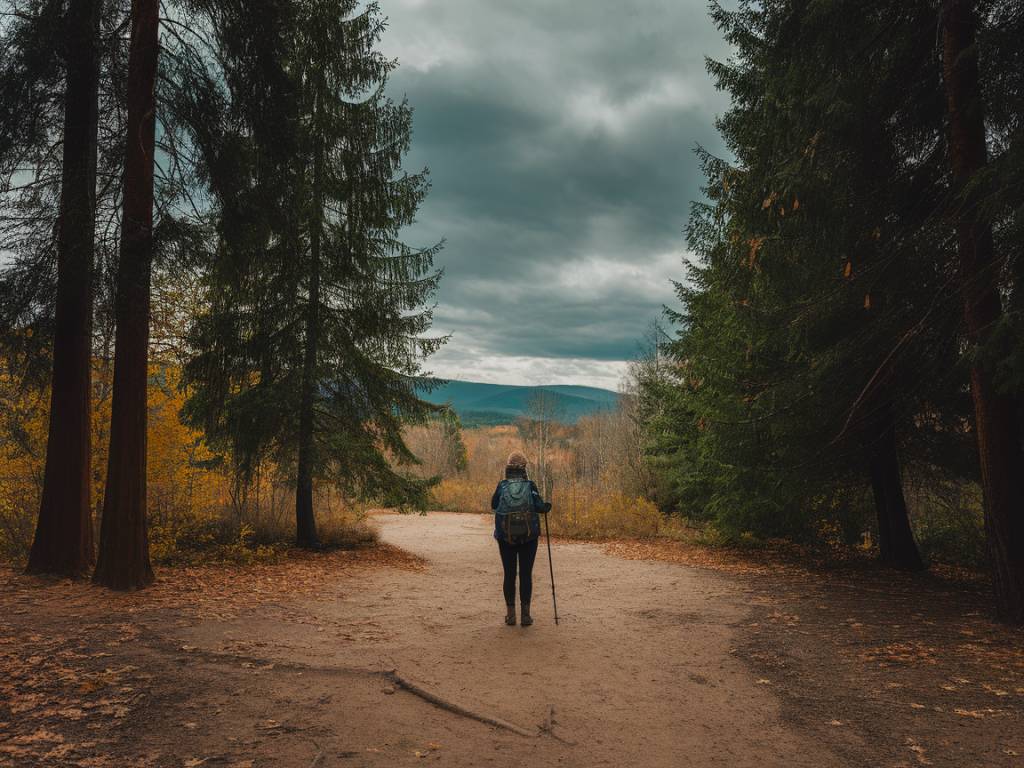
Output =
[
  {"x1": 431, "y1": 477, "x2": 488, "y2": 514},
  {"x1": 546, "y1": 491, "x2": 665, "y2": 539},
  {"x1": 433, "y1": 476, "x2": 681, "y2": 541},
  {"x1": 248, "y1": 503, "x2": 378, "y2": 550},
  {"x1": 145, "y1": 497, "x2": 380, "y2": 567}
]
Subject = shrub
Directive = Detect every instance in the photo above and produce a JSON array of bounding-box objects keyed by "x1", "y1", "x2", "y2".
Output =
[
  {"x1": 149, "y1": 514, "x2": 281, "y2": 566},
  {"x1": 432, "y1": 477, "x2": 488, "y2": 513},
  {"x1": 910, "y1": 484, "x2": 986, "y2": 569},
  {"x1": 546, "y1": 491, "x2": 664, "y2": 539},
  {"x1": 248, "y1": 502, "x2": 378, "y2": 550}
]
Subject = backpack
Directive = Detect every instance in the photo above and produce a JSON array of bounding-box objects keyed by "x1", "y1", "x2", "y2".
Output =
[{"x1": 496, "y1": 479, "x2": 536, "y2": 544}]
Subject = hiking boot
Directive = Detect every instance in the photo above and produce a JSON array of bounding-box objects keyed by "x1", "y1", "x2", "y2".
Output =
[
  {"x1": 520, "y1": 603, "x2": 533, "y2": 627},
  {"x1": 505, "y1": 603, "x2": 516, "y2": 626}
]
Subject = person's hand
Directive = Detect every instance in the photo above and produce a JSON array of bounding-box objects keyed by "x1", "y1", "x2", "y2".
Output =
[{"x1": 542, "y1": 502, "x2": 552, "y2": 514}]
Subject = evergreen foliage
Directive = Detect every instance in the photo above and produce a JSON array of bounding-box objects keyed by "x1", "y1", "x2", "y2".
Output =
[
  {"x1": 179, "y1": 0, "x2": 446, "y2": 545},
  {"x1": 644, "y1": 1, "x2": 1016, "y2": 568},
  {"x1": 2, "y1": 0, "x2": 445, "y2": 576}
]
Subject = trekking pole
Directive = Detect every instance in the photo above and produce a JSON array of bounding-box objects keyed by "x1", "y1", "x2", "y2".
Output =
[{"x1": 544, "y1": 479, "x2": 559, "y2": 625}]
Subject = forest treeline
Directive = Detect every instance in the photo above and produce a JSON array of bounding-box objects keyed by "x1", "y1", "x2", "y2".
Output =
[
  {"x1": 1, "y1": 0, "x2": 445, "y2": 588},
  {"x1": 638, "y1": 0, "x2": 1024, "y2": 622},
  {"x1": 3, "y1": 0, "x2": 1024, "y2": 626}
]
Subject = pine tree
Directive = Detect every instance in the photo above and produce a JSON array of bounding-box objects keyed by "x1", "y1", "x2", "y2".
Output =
[
  {"x1": 93, "y1": 0, "x2": 159, "y2": 589},
  {"x1": 941, "y1": 0, "x2": 1024, "y2": 622},
  {"x1": 3, "y1": 0, "x2": 212, "y2": 581},
  {"x1": 651, "y1": 0, "x2": 1024, "y2": 612},
  {"x1": 182, "y1": 0, "x2": 445, "y2": 545},
  {"x1": 657, "y1": 0, "x2": 970, "y2": 566},
  {"x1": 26, "y1": 0, "x2": 102, "y2": 577},
  {"x1": 2, "y1": 0, "x2": 134, "y2": 575},
  {"x1": 0, "y1": 0, "x2": 103, "y2": 576}
]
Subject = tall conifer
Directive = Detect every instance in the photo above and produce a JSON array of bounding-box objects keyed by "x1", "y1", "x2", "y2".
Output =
[
  {"x1": 659, "y1": 1, "x2": 966, "y2": 566},
  {"x1": 93, "y1": 0, "x2": 160, "y2": 589},
  {"x1": 22, "y1": 0, "x2": 102, "y2": 577},
  {"x1": 942, "y1": 0, "x2": 1024, "y2": 622},
  {"x1": 182, "y1": 1, "x2": 445, "y2": 545}
]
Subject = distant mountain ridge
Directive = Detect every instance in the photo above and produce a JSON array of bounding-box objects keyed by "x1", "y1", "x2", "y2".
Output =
[{"x1": 419, "y1": 379, "x2": 619, "y2": 425}]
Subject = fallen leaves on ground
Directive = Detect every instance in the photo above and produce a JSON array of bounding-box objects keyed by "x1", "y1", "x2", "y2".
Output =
[
  {"x1": 862, "y1": 642, "x2": 938, "y2": 667},
  {"x1": 0, "y1": 543, "x2": 424, "y2": 620},
  {"x1": 601, "y1": 538, "x2": 810, "y2": 578},
  {"x1": 0, "y1": 542, "x2": 424, "y2": 767}
]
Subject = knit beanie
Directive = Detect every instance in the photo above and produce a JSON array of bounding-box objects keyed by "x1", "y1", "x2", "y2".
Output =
[{"x1": 506, "y1": 452, "x2": 528, "y2": 470}]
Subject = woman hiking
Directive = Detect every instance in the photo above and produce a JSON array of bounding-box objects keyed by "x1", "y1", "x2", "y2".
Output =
[{"x1": 491, "y1": 452, "x2": 552, "y2": 626}]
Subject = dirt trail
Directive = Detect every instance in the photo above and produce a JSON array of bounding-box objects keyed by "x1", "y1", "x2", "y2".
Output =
[
  {"x1": 172, "y1": 512, "x2": 839, "y2": 767},
  {"x1": 6, "y1": 512, "x2": 1022, "y2": 767}
]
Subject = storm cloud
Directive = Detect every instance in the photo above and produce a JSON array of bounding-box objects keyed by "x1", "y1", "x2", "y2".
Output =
[{"x1": 380, "y1": 0, "x2": 733, "y2": 389}]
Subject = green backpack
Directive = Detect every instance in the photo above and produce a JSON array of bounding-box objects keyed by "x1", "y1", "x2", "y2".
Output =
[{"x1": 496, "y1": 479, "x2": 536, "y2": 544}]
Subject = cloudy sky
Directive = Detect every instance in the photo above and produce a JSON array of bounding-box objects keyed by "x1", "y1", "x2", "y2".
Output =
[{"x1": 380, "y1": 0, "x2": 733, "y2": 391}]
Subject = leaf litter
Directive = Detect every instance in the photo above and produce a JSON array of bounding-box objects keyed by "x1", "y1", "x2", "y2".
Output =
[{"x1": 0, "y1": 543, "x2": 423, "y2": 766}]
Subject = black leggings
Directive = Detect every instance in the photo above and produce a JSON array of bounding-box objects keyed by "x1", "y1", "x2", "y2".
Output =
[{"x1": 497, "y1": 538, "x2": 539, "y2": 605}]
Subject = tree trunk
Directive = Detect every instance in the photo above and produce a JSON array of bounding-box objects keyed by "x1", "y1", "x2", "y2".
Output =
[
  {"x1": 295, "y1": 143, "x2": 322, "y2": 549},
  {"x1": 93, "y1": 0, "x2": 159, "y2": 590},
  {"x1": 864, "y1": 402, "x2": 924, "y2": 571},
  {"x1": 26, "y1": 0, "x2": 102, "y2": 577},
  {"x1": 943, "y1": 0, "x2": 1024, "y2": 622}
]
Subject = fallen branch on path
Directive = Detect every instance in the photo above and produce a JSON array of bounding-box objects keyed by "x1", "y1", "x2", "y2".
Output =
[
  {"x1": 309, "y1": 745, "x2": 325, "y2": 767},
  {"x1": 152, "y1": 639, "x2": 548, "y2": 741},
  {"x1": 383, "y1": 669, "x2": 537, "y2": 738},
  {"x1": 538, "y1": 704, "x2": 577, "y2": 746}
]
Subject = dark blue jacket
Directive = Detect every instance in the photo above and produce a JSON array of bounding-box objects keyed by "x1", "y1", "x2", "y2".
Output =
[{"x1": 491, "y1": 478, "x2": 549, "y2": 541}]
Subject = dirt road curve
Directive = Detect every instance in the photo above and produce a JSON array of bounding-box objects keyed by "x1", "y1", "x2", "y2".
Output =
[{"x1": 178, "y1": 512, "x2": 838, "y2": 767}]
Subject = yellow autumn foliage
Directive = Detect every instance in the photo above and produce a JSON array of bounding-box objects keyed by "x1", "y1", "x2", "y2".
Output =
[
  {"x1": 434, "y1": 475, "x2": 665, "y2": 540},
  {"x1": 544, "y1": 491, "x2": 664, "y2": 539},
  {"x1": 0, "y1": 361, "x2": 375, "y2": 564},
  {"x1": 0, "y1": 370, "x2": 48, "y2": 558},
  {"x1": 421, "y1": 422, "x2": 668, "y2": 540}
]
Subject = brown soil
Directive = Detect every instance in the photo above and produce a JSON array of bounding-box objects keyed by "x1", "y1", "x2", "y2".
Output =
[{"x1": 2, "y1": 512, "x2": 1023, "y2": 767}]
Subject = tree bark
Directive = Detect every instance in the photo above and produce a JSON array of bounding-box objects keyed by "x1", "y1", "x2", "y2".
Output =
[
  {"x1": 27, "y1": 0, "x2": 102, "y2": 578},
  {"x1": 864, "y1": 402, "x2": 924, "y2": 571},
  {"x1": 295, "y1": 141, "x2": 322, "y2": 548},
  {"x1": 943, "y1": 0, "x2": 1024, "y2": 622},
  {"x1": 93, "y1": 0, "x2": 158, "y2": 590}
]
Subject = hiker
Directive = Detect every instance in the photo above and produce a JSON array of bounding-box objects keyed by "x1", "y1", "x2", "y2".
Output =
[{"x1": 491, "y1": 452, "x2": 552, "y2": 626}]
